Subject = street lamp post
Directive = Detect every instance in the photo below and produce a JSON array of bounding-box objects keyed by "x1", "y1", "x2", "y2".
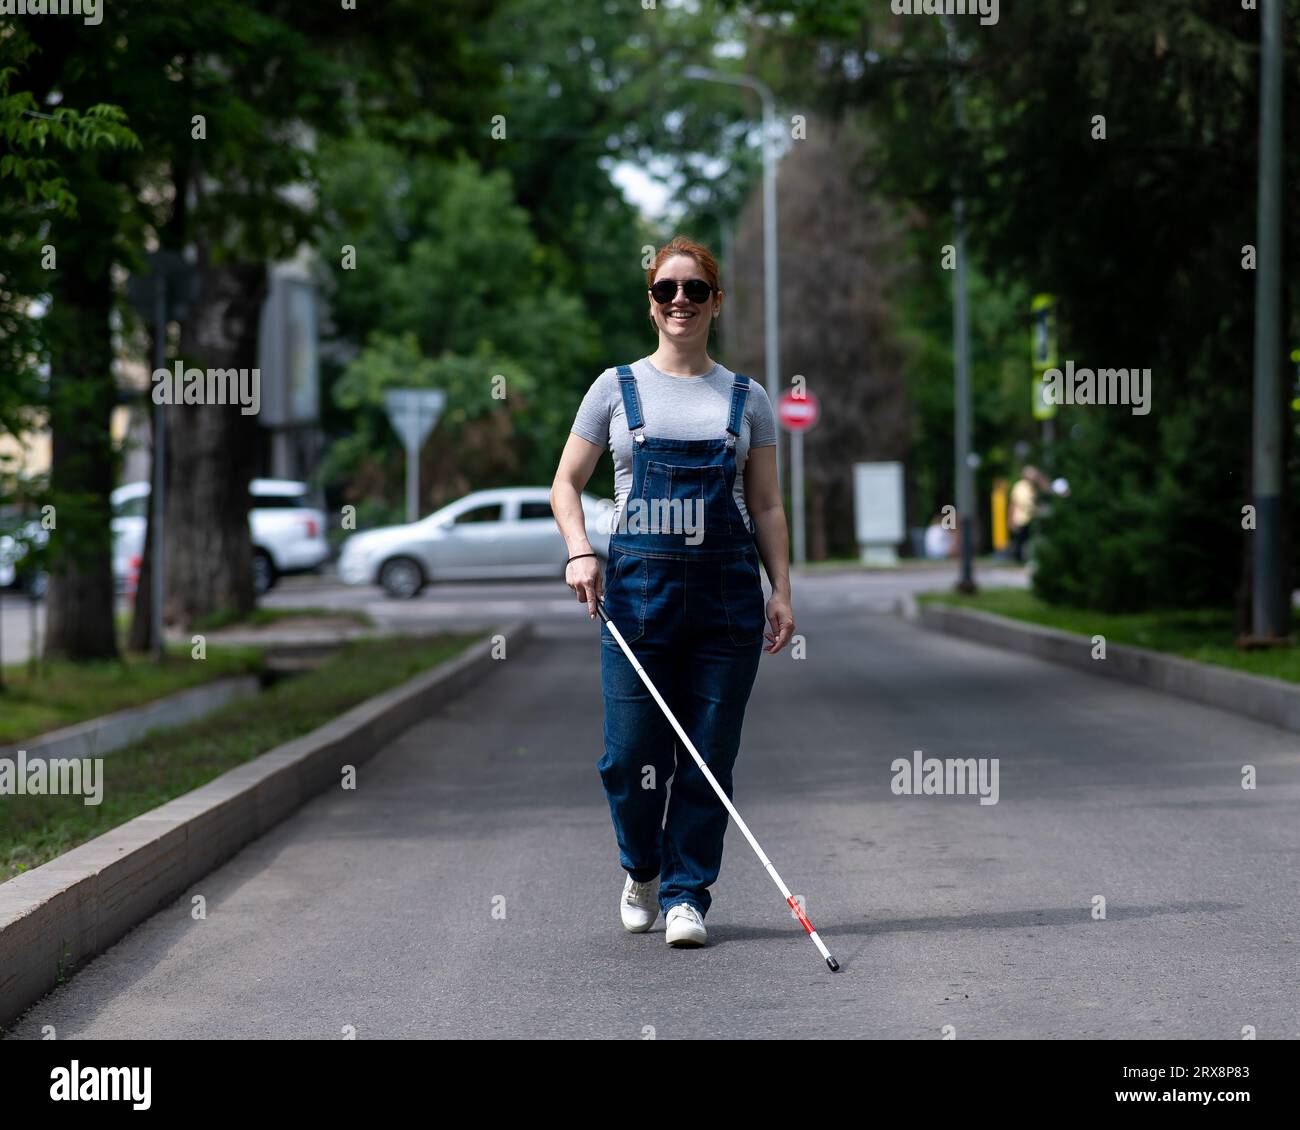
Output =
[
  {"x1": 1251, "y1": 0, "x2": 1286, "y2": 641},
  {"x1": 942, "y1": 18, "x2": 977, "y2": 594},
  {"x1": 683, "y1": 66, "x2": 783, "y2": 489}
]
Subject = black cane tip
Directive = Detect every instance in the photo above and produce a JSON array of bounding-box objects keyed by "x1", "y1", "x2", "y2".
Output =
[{"x1": 826, "y1": 956, "x2": 840, "y2": 972}]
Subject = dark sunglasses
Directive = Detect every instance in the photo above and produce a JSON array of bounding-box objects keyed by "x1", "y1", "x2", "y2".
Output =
[{"x1": 649, "y1": 277, "x2": 715, "y2": 305}]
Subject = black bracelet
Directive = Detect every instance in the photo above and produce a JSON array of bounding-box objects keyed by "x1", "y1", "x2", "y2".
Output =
[{"x1": 566, "y1": 552, "x2": 597, "y2": 565}]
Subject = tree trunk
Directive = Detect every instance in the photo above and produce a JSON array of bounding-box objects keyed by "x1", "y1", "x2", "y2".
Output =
[
  {"x1": 42, "y1": 175, "x2": 120, "y2": 662},
  {"x1": 162, "y1": 251, "x2": 266, "y2": 629}
]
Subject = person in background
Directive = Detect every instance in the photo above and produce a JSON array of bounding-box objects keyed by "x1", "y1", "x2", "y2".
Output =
[
  {"x1": 924, "y1": 513, "x2": 956, "y2": 560},
  {"x1": 1007, "y1": 465, "x2": 1041, "y2": 563}
]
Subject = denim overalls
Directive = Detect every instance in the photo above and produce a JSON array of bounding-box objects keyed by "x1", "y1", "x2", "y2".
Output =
[{"x1": 597, "y1": 363, "x2": 767, "y2": 918}]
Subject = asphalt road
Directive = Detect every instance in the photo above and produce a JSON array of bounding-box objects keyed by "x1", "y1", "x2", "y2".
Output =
[
  {"x1": 0, "y1": 563, "x2": 1027, "y2": 663},
  {"x1": 257, "y1": 560, "x2": 1027, "y2": 632},
  {"x1": 6, "y1": 596, "x2": 1298, "y2": 1039}
]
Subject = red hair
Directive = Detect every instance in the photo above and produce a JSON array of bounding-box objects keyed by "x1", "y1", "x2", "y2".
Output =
[{"x1": 645, "y1": 235, "x2": 722, "y2": 293}]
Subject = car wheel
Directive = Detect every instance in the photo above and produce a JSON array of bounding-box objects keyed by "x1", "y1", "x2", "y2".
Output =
[
  {"x1": 253, "y1": 550, "x2": 277, "y2": 596},
  {"x1": 380, "y1": 556, "x2": 425, "y2": 599}
]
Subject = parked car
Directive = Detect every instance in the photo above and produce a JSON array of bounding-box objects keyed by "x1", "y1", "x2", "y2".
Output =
[
  {"x1": 337, "y1": 487, "x2": 614, "y2": 599},
  {"x1": 0, "y1": 509, "x2": 49, "y2": 599},
  {"x1": 110, "y1": 483, "x2": 149, "y2": 596},
  {"x1": 111, "y1": 479, "x2": 330, "y2": 596}
]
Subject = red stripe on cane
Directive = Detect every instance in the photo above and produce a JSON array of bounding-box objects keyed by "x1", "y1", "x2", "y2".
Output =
[{"x1": 787, "y1": 895, "x2": 814, "y2": 936}]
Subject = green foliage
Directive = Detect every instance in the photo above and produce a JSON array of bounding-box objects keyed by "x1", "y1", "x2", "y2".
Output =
[
  {"x1": 0, "y1": 633, "x2": 477, "y2": 882},
  {"x1": 468, "y1": 0, "x2": 724, "y2": 356},
  {"x1": 1, "y1": 0, "x2": 507, "y2": 656},
  {"x1": 920, "y1": 587, "x2": 1300, "y2": 682},
  {"x1": 0, "y1": 646, "x2": 261, "y2": 746},
  {"x1": 894, "y1": 230, "x2": 1035, "y2": 531},
  {"x1": 9, "y1": 0, "x2": 1283, "y2": 622},
  {"x1": 307, "y1": 0, "x2": 700, "y2": 519},
  {"x1": 1032, "y1": 357, "x2": 1250, "y2": 612},
  {"x1": 743, "y1": 0, "x2": 1299, "y2": 611},
  {"x1": 932, "y1": 2, "x2": 1287, "y2": 613},
  {"x1": 0, "y1": 31, "x2": 139, "y2": 434},
  {"x1": 315, "y1": 136, "x2": 601, "y2": 507}
]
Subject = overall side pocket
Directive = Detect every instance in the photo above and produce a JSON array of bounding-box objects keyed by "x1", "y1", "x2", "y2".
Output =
[
  {"x1": 603, "y1": 550, "x2": 647, "y2": 643},
  {"x1": 721, "y1": 552, "x2": 765, "y2": 647}
]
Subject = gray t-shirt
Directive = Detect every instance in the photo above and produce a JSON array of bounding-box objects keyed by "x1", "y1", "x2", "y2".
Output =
[{"x1": 570, "y1": 357, "x2": 778, "y2": 534}]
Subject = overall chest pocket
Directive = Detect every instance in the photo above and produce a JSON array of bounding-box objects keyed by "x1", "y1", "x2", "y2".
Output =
[{"x1": 639, "y1": 460, "x2": 733, "y2": 538}]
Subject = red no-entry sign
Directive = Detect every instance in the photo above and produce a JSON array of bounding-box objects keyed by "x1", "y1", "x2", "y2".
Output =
[{"x1": 778, "y1": 389, "x2": 820, "y2": 432}]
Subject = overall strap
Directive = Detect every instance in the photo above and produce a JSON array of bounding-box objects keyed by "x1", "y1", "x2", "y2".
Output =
[
  {"x1": 615, "y1": 364, "x2": 646, "y2": 443},
  {"x1": 725, "y1": 372, "x2": 752, "y2": 446}
]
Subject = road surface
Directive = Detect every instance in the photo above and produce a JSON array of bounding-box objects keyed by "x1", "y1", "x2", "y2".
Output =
[
  {"x1": 0, "y1": 564, "x2": 1028, "y2": 664},
  {"x1": 5, "y1": 591, "x2": 1297, "y2": 1038}
]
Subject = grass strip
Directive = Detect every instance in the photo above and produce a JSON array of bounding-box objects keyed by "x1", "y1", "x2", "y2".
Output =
[
  {"x1": 191, "y1": 605, "x2": 375, "y2": 632},
  {"x1": 917, "y1": 588, "x2": 1300, "y2": 682},
  {"x1": 0, "y1": 647, "x2": 263, "y2": 746},
  {"x1": 0, "y1": 632, "x2": 480, "y2": 882}
]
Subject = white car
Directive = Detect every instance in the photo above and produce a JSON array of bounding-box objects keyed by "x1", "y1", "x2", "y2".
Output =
[
  {"x1": 0, "y1": 513, "x2": 49, "y2": 598},
  {"x1": 338, "y1": 486, "x2": 614, "y2": 599},
  {"x1": 112, "y1": 479, "x2": 330, "y2": 596}
]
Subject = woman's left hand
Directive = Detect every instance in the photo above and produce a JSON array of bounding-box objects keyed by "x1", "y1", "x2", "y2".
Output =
[{"x1": 763, "y1": 593, "x2": 794, "y2": 654}]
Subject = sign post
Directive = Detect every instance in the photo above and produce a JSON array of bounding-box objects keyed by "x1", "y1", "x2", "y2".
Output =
[
  {"x1": 384, "y1": 389, "x2": 446, "y2": 523},
  {"x1": 1031, "y1": 294, "x2": 1059, "y2": 455},
  {"x1": 777, "y1": 387, "x2": 820, "y2": 566}
]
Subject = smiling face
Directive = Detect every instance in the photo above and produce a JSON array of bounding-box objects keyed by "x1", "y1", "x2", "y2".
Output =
[{"x1": 648, "y1": 254, "x2": 722, "y2": 343}]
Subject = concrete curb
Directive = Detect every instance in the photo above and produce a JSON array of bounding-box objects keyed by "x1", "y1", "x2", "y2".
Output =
[
  {"x1": 795, "y1": 561, "x2": 1025, "y2": 580},
  {"x1": 915, "y1": 602, "x2": 1300, "y2": 732},
  {"x1": 0, "y1": 620, "x2": 535, "y2": 1030},
  {"x1": 3, "y1": 676, "x2": 262, "y2": 763}
]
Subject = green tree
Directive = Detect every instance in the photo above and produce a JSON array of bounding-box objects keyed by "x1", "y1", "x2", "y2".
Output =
[
  {"x1": 1, "y1": 26, "x2": 140, "y2": 661},
  {"x1": 731, "y1": 0, "x2": 1299, "y2": 612},
  {"x1": 316, "y1": 139, "x2": 598, "y2": 519}
]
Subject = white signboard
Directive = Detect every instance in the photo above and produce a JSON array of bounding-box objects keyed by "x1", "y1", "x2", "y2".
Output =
[
  {"x1": 258, "y1": 273, "x2": 320, "y2": 427},
  {"x1": 853, "y1": 461, "x2": 905, "y2": 546}
]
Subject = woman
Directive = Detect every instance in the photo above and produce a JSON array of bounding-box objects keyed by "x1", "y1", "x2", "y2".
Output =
[{"x1": 550, "y1": 235, "x2": 794, "y2": 950}]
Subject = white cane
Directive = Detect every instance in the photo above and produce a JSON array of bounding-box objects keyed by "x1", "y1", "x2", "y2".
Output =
[{"x1": 596, "y1": 595, "x2": 840, "y2": 972}]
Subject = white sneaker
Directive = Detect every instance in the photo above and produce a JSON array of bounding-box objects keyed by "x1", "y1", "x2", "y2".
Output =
[
  {"x1": 664, "y1": 903, "x2": 707, "y2": 947},
  {"x1": 620, "y1": 874, "x2": 659, "y2": 932}
]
